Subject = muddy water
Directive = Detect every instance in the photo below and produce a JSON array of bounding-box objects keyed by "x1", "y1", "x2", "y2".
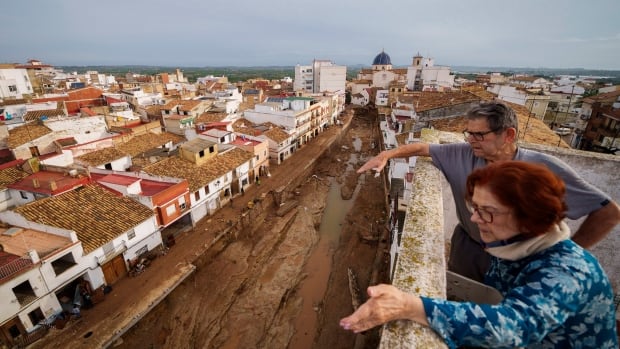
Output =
[{"x1": 289, "y1": 142, "x2": 363, "y2": 349}]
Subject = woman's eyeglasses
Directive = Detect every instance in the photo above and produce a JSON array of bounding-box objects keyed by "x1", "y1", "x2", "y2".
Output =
[{"x1": 466, "y1": 201, "x2": 510, "y2": 223}]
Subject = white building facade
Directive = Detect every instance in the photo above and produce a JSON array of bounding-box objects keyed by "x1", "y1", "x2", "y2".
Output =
[
  {"x1": 0, "y1": 68, "x2": 34, "y2": 100},
  {"x1": 294, "y1": 60, "x2": 346, "y2": 93}
]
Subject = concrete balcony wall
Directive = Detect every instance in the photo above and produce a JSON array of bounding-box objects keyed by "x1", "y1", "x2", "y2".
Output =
[{"x1": 379, "y1": 129, "x2": 448, "y2": 348}]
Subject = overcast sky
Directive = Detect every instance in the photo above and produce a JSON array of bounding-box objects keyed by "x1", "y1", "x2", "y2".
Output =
[{"x1": 2, "y1": 0, "x2": 619, "y2": 70}]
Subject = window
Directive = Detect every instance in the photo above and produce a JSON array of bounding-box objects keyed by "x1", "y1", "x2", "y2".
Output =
[
  {"x1": 135, "y1": 245, "x2": 148, "y2": 256},
  {"x1": 194, "y1": 191, "x2": 200, "y2": 201},
  {"x1": 12, "y1": 280, "x2": 36, "y2": 306},
  {"x1": 127, "y1": 230, "x2": 136, "y2": 240},
  {"x1": 28, "y1": 308, "x2": 45, "y2": 325},
  {"x1": 8, "y1": 85, "x2": 17, "y2": 92},
  {"x1": 199, "y1": 150, "x2": 205, "y2": 158},
  {"x1": 8, "y1": 324, "x2": 20, "y2": 338},
  {"x1": 51, "y1": 253, "x2": 77, "y2": 276}
]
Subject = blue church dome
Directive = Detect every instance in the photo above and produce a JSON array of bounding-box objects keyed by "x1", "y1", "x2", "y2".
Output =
[{"x1": 372, "y1": 51, "x2": 392, "y2": 65}]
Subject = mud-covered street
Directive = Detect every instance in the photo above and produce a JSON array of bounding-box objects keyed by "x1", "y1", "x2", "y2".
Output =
[
  {"x1": 113, "y1": 107, "x2": 387, "y2": 349},
  {"x1": 28, "y1": 107, "x2": 388, "y2": 349}
]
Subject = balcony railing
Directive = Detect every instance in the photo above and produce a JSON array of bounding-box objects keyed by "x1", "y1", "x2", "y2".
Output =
[{"x1": 0, "y1": 256, "x2": 34, "y2": 282}]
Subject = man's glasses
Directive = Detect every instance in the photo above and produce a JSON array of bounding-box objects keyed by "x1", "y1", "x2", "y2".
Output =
[
  {"x1": 466, "y1": 201, "x2": 510, "y2": 223},
  {"x1": 463, "y1": 129, "x2": 499, "y2": 141}
]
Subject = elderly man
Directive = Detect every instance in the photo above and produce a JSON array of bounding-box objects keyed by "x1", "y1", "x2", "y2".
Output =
[{"x1": 358, "y1": 100, "x2": 620, "y2": 281}]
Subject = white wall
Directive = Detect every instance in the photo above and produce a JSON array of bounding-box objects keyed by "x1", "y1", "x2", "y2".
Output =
[
  {"x1": 243, "y1": 108, "x2": 297, "y2": 130},
  {"x1": 38, "y1": 244, "x2": 89, "y2": 292},
  {"x1": 488, "y1": 85, "x2": 527, "y2": 106},
  {"x1": 317, "y1": 65, "x2": 346, "y2": 93},
  {"x1": 0, "y1": 268, "x2": 45, "y2": 323},
  {"x1": 0, "y1": 68, "x2": 34, "y2": 99},
  {"x1": 294, "y1": 65, "x2": 313, "y2": 92},
  {"x1": 421, "y1": 66, "x2": 455, "y2": 89},
  {"x1": 93, "y1": 155, "x2": 132, "y2": 171},
  {"x1": 0, "y1": 189, "x2": 13, "y2": 212}
]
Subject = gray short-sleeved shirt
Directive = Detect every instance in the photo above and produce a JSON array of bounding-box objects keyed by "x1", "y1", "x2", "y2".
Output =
[{"x1": 429, "y1": 142, "x2": 610, "y2": 243}]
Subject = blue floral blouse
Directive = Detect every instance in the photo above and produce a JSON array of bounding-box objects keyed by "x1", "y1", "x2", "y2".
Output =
[{"x1": 421, "y1": 240, "x2": 618, "y2": 348}]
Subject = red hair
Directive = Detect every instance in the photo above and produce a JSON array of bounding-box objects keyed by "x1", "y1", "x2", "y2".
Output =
[{"x1": 466, "y1": 161, "x2": 567, "y2": 238}]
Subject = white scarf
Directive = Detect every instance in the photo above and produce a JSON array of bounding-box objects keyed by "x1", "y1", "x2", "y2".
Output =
[{"x1": 485, "y1": 221, "x2": 571, "y2": 261}]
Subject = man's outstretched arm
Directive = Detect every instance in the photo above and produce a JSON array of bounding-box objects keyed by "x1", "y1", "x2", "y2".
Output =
[{"x1": 357, "y1": 142, "x2": 431, "y2": 173}]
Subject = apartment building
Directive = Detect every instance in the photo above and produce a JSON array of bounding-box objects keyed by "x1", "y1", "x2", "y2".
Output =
[{"x1": 294, "y1": 59, "x2": 346, "y2": 93}]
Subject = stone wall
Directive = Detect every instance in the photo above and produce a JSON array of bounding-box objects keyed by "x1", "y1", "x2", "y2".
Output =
[{"x1": 379, "y1": 129, "x2": 448, "y2": 348}]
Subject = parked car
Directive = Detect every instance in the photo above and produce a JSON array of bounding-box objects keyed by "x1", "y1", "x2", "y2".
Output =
[{"x1": 555, "y1": 127, "x2": 571, "y2": 136}]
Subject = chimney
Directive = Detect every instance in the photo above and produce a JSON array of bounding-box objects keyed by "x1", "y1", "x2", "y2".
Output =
[
  {"x1": 49, "y1": 180, "x2": 57, "y2": 191},
  {"x1": 32, "y1": 178, "x2": 40, "y2": 188}
]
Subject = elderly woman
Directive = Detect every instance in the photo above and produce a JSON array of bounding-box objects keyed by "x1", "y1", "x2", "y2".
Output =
[{"x1": 340, "y1": 161, "x2": 618, "y2": 348}]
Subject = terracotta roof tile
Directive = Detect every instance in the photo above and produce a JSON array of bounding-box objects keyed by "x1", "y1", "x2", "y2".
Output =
[
  {"x1": 146, "y1": 105, "x2": 163, "y2": 116},
  {"x1": 7, "y1": 124, "x2": 54, "y2": 148},
  {"x1": 23, "y1": 106, "x2": 66, "y2": 122},
  {"x1": 582, "y1": 90, "x2": 620, "y2": 104},
  {"x1": 162, "y1": 99, "x2": 202, "y2": 111},
  {"x1": 405, "y1": 91, "x2": 481, "y2": 112},
  {"x1": 0, "y1": 162, "x2": 30, "y2": 190},
  {"x1": 116, "y1": 132, "x2": 185, "y2": 157},
  {"x1": 263, "y1": 126, "x2": 291, "y2": 143},
  {"x1": 74, "y1": 147, "x2": 129, "y2": 166},
  {"x1": 14, "y1": 184, "x2": 154, "y2": 254},
  {"x1": 143, "y1": 147, "x2": 254, "y2": 192},
  {"x1": 196, "y1": 112, "x2": 228, "y2": 124},
  {"x1": 231, "y1": 118, "x2": 263, "y2": 137}
]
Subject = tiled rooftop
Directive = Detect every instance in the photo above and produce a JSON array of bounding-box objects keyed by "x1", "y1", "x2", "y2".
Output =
[
  {"x1": 162, "y1": 99, "x2": 202, "y2": 111},
  {"x1": 403, "y1": 91, "x2": 481, "y2": 112},
  {"x1": 116, "y1": 132, "x2": 185, "y2": 157},
  {"x1": 231, "y1": 118, "x2": 264, "y2": 137},
  {"x1": 14, "y1": 184, "x2": 154, "y2": 254},
  {"x1": 263, "y1": 126, "x2": 291, "y2": 143},
  {"x1": 195, "y1": 111, "x2": 228, "y2": 124},
  {"x1": 23, "y1": 105, "x2": 66, "y2": 122},
  {"x1": 582, "y1": 89, "x2": 620, "y2": 104},
  {"x1": 9, "y1": 170, "x2": 90, "y2": 195},
  {"x1": 0, "y1": 160, "x2": 30, "y2": 190},
  {"x1": 7, "y1": 124, "x2": 54, "y2": 148},
  {"x1": 143, "y1": 147, "x2": 254, "y2": 192},
  {"x1": 74, "y1": 147, "x2": 129, "y2": 166}
]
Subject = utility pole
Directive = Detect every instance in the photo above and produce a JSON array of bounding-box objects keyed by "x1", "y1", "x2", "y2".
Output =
[
  {"x1": 564, "y1": 85, "x2": 576, "y2": 126},
  {"x1": 522, "y1": 96, "x2": 536, "y2": 141}
]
